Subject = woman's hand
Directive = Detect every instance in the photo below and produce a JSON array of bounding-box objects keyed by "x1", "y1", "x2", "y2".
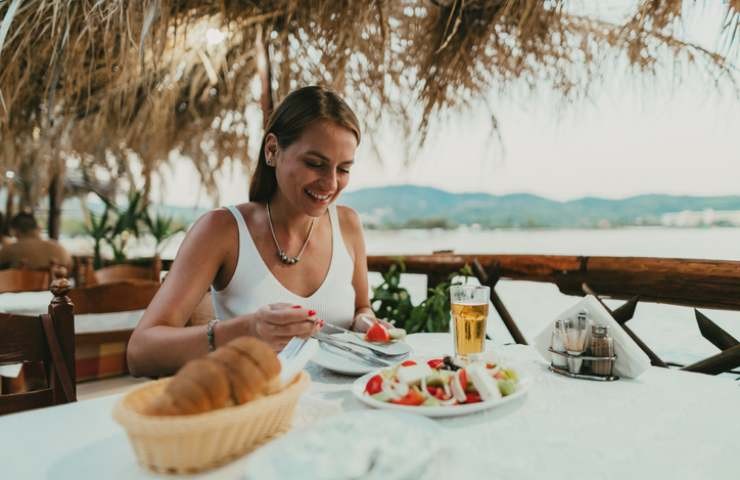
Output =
[{"x1": 249, "y1": 303, "x2": 323, "y2": 351}]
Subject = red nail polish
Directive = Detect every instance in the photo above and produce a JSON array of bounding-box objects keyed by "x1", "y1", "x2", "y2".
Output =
[
  {"x1": 308, "y1": 309, "x2": 317, "y2": 316},
  {"x1": 291, "y1": 305, "x2": 302, "y2": 309}
]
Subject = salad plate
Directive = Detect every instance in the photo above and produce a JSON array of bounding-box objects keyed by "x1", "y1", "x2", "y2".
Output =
[
  {"x1": 351, "y1": 356, "x2": 528, "y2": 418},
  {"x1": 311, "y1": 333, "x2": 413, "y2": 376}
]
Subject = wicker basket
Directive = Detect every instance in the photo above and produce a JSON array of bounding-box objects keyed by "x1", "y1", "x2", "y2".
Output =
[{"x1": 113, "y1": 371, "x2": 310, "y2": 474}]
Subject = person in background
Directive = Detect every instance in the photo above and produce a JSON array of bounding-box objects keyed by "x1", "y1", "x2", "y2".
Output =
[{"x1": 0, "y1": 211, "x2": 72, "y2": 270}]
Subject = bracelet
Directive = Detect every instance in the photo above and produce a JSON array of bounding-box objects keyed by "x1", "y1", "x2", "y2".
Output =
[{"x1": 206, "y1": 319, "x2": 219, "y2": 352}]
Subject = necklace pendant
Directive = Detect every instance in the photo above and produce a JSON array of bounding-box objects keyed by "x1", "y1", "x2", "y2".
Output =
[{"x1": 278, "y1": 250, "x2": 299, "y2": 265}]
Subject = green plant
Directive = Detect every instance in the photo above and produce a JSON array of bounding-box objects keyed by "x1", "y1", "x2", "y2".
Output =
[
  {"x1": 144, "y1": 211, "x2": 186, "y2": 255},
  {"x1": 371, "y1": 262, "x2": 415, "y2": 326},
  {"x1": 103, "y1": 191, "x2": 146, "y2": 262},
  {"x1": 371, "y1": 261, "x2": 474, "y2": 334},
  {"x1": 83, "y1": 205, "x2": 113, "y2": 269}
]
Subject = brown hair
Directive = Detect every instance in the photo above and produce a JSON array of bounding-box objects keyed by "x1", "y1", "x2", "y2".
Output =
[
  {"x1": 10, "y1": 212, "x2": 39, "y2": 234},
  {"x1": 249, "y1": 86, "x2": 361, "y2": 202}
]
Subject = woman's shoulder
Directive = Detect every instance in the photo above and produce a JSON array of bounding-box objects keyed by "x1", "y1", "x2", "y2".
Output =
[
  {"x1": 336, "y1": 204, "x2": 361, "y2": 230},
  {"x1": 194, "y1": 203, "x2": 261, "y2": 229},
  {"x1": 335, "y1": 205, "x2": 364, "y2": 252}
]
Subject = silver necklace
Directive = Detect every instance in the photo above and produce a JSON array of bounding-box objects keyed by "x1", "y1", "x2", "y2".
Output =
[{"x1": 266, "y1": 202, "x2": 317, "y2": 265}]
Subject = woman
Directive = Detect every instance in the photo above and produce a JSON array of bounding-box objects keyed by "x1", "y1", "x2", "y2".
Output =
[{"x1": 127, "y1": 86, "x2": 378, "y2": 377}]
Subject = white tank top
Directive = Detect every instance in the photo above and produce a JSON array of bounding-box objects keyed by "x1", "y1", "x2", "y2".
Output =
[{"x1": 211, "y1": 204, "x2": 357, "y2": 329}]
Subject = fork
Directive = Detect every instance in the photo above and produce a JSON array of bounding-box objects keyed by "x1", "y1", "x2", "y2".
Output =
[
  {"x1": 315, "y1": 332, "x2": 409, "y2": 360},
  {"x1": 313, "y1": 334, "x2": 393, "y2": 367}
]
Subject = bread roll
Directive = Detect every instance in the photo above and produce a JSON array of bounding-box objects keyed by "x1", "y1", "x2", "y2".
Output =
[{"x1": 146, "y1": 336, "x2": 282, "y2": 416}]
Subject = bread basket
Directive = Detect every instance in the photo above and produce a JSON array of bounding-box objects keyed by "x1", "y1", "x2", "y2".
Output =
[{"x1": 113, "y1": 371, "x2": 310, "y2": 473}]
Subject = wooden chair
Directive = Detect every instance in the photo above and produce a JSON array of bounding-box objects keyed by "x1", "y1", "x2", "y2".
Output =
[
  {"x1": 0, "y1": 267, "x2": 50, "y2": 293},
  {"x1": 69, "y1": 281, "x2": 160, "y2": 381},
  {"x1": 92, "y1": 257, "x2": 162, "y2": 285},
  {"x1": 0, "y1": 278, "x2": 76, "y2": 415},
  {"x1": 68, "y1": 281, "x2": 160, "y2": 314}
]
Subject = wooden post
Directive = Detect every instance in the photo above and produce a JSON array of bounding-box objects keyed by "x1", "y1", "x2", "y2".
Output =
[
  {"x1": 694, "y1": 309, "x2": 739, "y2": 351},
  {"x1": 611, "y1": 296, "x2": 639, "y2": 324},
  {"x1": 683, "y1": 344, "x2": 740, "y2": 375},
  {"x1": 4, "y1": 183, "x2": 14, "y2": 233},
  {"x1": 583, "y1": 283, "x2": 668, "y2": 368},
  {"x1": 47, "y1": 267, "x2": 76, "y2": 403},
  {"x1": 472, "y1": 259, "x2": 528, "y2": 345},
  {"x1": 47, "y1": 172, "x2": 63, "y2": 240},
  {"x1": 255, "y1": 25, "x2": 274, "y2": 127}
]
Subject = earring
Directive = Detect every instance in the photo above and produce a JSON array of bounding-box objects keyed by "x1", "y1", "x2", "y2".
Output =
[{"x1": 266, "y1": 157, "x2": 274, "y2": 167}]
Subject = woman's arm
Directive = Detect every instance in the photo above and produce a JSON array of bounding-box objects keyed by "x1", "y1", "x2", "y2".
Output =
[
  {"x1": 126, "y1": 210, "x2": 247, "y2": 377},
  {"x1": 338, "y1": 206, "x2": 377, "y2": 332}
]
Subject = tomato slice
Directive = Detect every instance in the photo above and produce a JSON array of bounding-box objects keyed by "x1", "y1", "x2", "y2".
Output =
[
  {"x1": 364, "y1": 374, "x2": 383, "y2": 395},
  {"x1": 427, "y1": 358, "x2": 444, "y2": 369},
  {"x1": 458, "y1": 369, "x2": 468, "y2": 391},
  {"x1": 365, "y1": 322, "x2": 391, "y2": 343},
  {"x1": 401, "y1": 360, "x2": 417, "y2": 367},
  {"x1": 465, "y1": 392, "x2": 482, "y2": 404},
  {"x1": 390, "y1": 388, "x2": 425, "y2": 406}
]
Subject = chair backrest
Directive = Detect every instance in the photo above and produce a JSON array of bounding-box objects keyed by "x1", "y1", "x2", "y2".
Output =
[
  {"x1": 93, "y1": 258, "x2": 161, "y2": 285},
  {"x1": 0, "y1": 268, "x2": 50, "y2": 293},
  {"x1": 0, "y1": 280, "x2": 75, "y2": 415},
  {"x1": 68, "y1": 281, "x2": 160, "y2": 314},
  {"x1": 69, "y1": 281, "x2": 160, "y2": 381}
]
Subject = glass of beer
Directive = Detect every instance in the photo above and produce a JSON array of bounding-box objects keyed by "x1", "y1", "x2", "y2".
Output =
[{"x1": 450, "y1": 285, "x2": 490, "y2": 359}]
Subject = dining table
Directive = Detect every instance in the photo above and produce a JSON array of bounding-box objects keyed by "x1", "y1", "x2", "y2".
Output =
[{"x1": 0, "y1": 334, "x2": 738, "y2": 479}]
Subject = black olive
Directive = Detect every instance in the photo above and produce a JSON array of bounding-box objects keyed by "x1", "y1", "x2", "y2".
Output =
[{"x1": 442, "y1": 355, "x2": 460, "y2": 371}]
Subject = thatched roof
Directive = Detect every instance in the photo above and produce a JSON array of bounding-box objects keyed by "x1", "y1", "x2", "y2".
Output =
[{"x1": 0, "y1": 0, "x2": 738, "y2": 206}]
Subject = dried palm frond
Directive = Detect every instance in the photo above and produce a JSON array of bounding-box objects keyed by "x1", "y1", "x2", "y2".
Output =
[{"x1": 0, "y1": 0, "x2": 737, "y2": 207}]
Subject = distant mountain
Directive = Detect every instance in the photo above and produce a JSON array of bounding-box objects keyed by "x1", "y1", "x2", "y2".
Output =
[{"x1": 340, "y1": 185, "x2": 740, "y2": 228}]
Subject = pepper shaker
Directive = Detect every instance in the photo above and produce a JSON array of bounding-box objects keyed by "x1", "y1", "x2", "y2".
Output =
[{"x1": 590, "y1": 325, "x2": 614, "y2": 376}]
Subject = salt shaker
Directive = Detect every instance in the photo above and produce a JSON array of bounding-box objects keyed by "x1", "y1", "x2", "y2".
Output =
[
  {"x1": 550, "y1": 320, "x2": 567, "y2": 368},
  {"x1": 590, "y1": 325, "x2": 614, "y2": 376}
]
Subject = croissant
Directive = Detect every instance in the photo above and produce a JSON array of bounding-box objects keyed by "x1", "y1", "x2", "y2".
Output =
[{"x1": 146, "y1": 336, "x2": 282, "y2": 415}]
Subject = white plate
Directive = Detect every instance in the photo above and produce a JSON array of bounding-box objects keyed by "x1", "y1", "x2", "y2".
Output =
[
  {"x1": 352, "y1": 365, "x2": 529, "y2": 418},
  {"x1": 311, "y1": 333, "x2": 412, "y2": 376}
]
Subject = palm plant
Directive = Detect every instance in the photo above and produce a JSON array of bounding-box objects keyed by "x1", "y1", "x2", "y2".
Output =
[
  {"x1": 144, "y1": 211, "x2": 186, "y2": 256},
  {"x1": 82, "y1": 205, "x2": 113, "y2": 269}
]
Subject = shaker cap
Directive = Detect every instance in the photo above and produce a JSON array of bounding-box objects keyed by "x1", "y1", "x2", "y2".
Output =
[{"x1": 592, "y1": 325, "x2": 608, "y2": 336}]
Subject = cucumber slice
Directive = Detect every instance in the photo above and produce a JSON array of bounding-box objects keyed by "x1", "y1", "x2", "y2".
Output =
[
  {"x1": 422, "y1": 396, "x2": 441, "y2": 407},
  {"x1": 371, "y1": 391, "x2": 393, "y2": 402},
  {"x1": 498, "y1": 379, "x2": 517, "y2": 396}
]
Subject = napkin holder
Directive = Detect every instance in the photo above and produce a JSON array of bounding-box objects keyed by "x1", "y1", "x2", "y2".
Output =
[
  {"x1": 534, "y1": 295, "x2": 650, "y2": 379},
  {"x1": 548, "y1": 349, "x2": 619, "y2": 381}
]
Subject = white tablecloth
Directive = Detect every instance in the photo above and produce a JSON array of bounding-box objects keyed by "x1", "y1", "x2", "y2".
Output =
[{"x1": 0, "y1": 336, "x2": 738, "y2": 479}]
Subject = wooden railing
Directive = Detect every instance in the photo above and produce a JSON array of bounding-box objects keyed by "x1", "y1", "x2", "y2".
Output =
[
  {"x1": 367, "y1": 254, "x2": 740, "y2": 376},
  {"x1": 84, "y1": 253, "x2": 740, "y2": 375}
]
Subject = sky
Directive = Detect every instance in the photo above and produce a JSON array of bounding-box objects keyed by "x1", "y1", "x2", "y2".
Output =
[{"x1": 155, "y1": 1, "x2": 740, "y2": 207}]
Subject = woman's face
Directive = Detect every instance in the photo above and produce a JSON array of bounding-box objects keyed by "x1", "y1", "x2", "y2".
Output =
[{"x1": 267, "y1": 119, "x2": 358, "y2": 217}]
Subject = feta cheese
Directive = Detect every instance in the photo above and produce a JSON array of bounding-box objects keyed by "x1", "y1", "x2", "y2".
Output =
[
  {"x1": 396, "y1": 364, "x2": 433, "y2": 385},
  {"x1": 450, "y1": 370, "x2": 467, "y2": 402},
  {"x1": 467, "y1": 364, "x2": 502, "y2": 401}
]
